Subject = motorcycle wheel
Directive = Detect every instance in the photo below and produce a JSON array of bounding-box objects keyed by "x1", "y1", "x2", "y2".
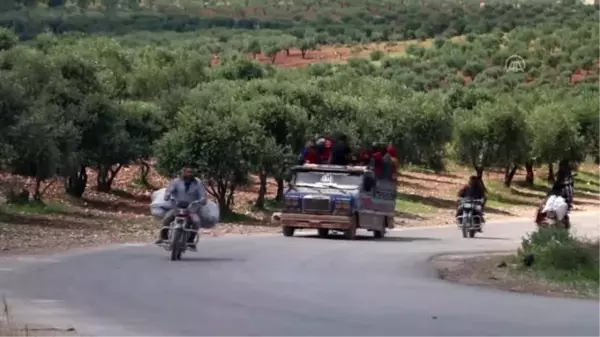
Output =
[
  {"x1": 468, "y1": 229, "x2": 476, "y2": 238},
  {"x1": 170, "y1": 228, "x2": 183, "y2": 261},
  {"x1": 461, "y1": 226, "x2": 468, "y2": 238}
]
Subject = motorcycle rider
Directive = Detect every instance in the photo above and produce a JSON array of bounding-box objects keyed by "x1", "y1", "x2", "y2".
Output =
[
  {"x1": 456, "y1": 175, "x2": 487, "y2": 224},
  {"x1": 156, "y1": 167, "x2": 207, "y2": 250},
  {"x1": 537, "y1": 159, "x2": 575, "y2": 228}
]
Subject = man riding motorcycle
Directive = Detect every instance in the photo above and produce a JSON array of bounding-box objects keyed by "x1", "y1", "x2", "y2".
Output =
[
  {"x1": 456, "y1": 175, "x2": 487, "y2": 224},
  {"x1": 536, "y1": 160, "x2": 575, "y2": 228},
  {"x1": 155, "y1": 167, "x2": 207, "y2": 250}
]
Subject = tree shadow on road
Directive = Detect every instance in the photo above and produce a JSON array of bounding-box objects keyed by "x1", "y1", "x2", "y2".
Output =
[
  {"x1": 176, "y1": 256, "x2": 245, "y2": 263},
  {"x1": 299, "y1": 234, "x2": 441, "y2": 242},
  {"x1": 468, "y1": 236, "x2": 513, "y2": 241}
]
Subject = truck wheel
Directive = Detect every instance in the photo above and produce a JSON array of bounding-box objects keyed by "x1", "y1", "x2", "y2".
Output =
[
  {"x1": 373, "y1": 229, "x2": 385, "y2": 239},
  {"x1": 374, "y1": 217, "x2": 388, "y2": 239},
  {"x1": 317, "y1": 228, "x2": 329, "y2": 238},
  {"x1": 282, "y1": 226, "x2": 295, "y2": 237},
  {"x1": 344, "y1": 215, "x2": 358, "y2": 240}
]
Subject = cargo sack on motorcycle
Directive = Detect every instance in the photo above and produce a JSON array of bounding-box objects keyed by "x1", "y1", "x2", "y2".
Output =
[
  {"x1": 541, "y1": 195, "x2": 568, "y2": 221},
  {"x1": 150, "y1": 188, "x2": 171, "y2": 219},
  {"x1": 199, "y1": 201, "x2": 220, "y2": 228}
]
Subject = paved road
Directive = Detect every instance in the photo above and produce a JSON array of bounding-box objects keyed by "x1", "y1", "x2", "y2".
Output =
[{"x1": 1, "y1": 212, "x2": 598, "y2": 336}]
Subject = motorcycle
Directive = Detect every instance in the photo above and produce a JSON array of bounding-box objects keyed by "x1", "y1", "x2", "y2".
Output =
[
  {"x1": 457, "y1": 198, "x2": 485, "y2": 238},
  {"x1": 535, "y1": 173, "x2": 576, "y2": 231},
  {"x1": 161, "y1": 199, "x2": 200, "y2": 261}
]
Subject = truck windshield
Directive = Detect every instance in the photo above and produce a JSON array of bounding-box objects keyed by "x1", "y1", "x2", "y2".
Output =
[{"x1": 294, "y1": 171, "x2": 362, "y2": 189}]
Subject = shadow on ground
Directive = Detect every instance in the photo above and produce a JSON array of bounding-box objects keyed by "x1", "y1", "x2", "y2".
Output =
[
  {"x1": 400, "y1": 173, "x2": 456, "y2": 185},
  {"x1": 396, "y1": 193, "x2": 513, "y2": 216},
  {"x1": 172, "y1": 256, "x2": 245, "y2": 263},
  {"x1": 0, "y1": 212, "x2": 107, "y2": 230},
  {"x1": 298, "y1": 234, "x2": 441, "y2": 242}
]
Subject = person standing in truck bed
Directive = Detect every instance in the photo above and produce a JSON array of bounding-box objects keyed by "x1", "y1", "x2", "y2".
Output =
[{"x1": 329, "y1": 134, "x2": 352, "y2": 165}]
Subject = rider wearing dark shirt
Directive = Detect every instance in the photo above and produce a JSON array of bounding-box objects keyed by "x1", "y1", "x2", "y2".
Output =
[
  {"x1": 456, "y1": 176, "x2": 487, "y2": 223},
  {"x1": 329, "y1": 134, "x2": 351, "y2": 165}
]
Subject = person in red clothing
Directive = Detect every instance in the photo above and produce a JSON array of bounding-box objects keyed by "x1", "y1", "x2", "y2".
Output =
[
  {"x1": 384, "y1": 144, "x2": 399, "y2": 180},
  {"x1": 370, "y1": 144, "x2": 386, "y2": 178},
  {"x1": 302, "y1": 140, "x2": 322, "y2": 164},
  {"x1": 322, "y1": 137, "x2": 334, "y2": 163},
  {"x1": 359, "y1": 148, "x2": 371, "y2": 166},
  {"x1": 359, "y1": 143, "x2": 376, "y2": 166}
]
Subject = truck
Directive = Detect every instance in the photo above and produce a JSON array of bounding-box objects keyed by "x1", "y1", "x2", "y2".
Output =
[{"x1": 271, "y1": 164, "x2": 397, "y2": 240}]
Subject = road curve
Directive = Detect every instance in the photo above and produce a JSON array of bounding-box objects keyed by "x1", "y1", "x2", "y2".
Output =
[{"x1": 1, "y1": 212, "x2": 598, "y2": 336}]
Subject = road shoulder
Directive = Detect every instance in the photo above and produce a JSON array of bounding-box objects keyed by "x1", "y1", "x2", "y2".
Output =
[{"x1": 431, "y1": 252, "x2": 599, "y2": 300}]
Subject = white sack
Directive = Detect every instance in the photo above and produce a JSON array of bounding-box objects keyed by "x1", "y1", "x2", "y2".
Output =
[
  {"x1": 150, "y1": 188, "x2": 172, "y2": 219},
  {"x1": 542, "y1": 195, "x2": 568, "y2": 221},
  {"x1": 199, "y1": 201, "x2": 220, "y2": 229}
]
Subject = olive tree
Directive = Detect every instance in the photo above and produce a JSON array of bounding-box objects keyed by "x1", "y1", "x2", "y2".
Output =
[
  {"x1": 155, "y1": 100, "x2": 265, "y2": 215},
  {"x1": 527, "y1": 102, "x2": 583, "y2": 183},
  {"x1": 453, "y1": 98, "x2": 530, "y2": 182}
]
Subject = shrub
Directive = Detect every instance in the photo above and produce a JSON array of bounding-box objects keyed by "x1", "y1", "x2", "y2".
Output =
[
  {"x1": 518, "y1": 228, "x2": 599, "y2": 284},
  {"x1": 370, "y1": 49, "x2": 385, "y2": 61}
]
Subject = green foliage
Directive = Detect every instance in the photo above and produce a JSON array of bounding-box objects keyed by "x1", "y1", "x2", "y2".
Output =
[
  {"x1": 0, "y1": 2, "x2": 598, "y2": 212},
  {"x1": 518, "y1": 228, "x2": 599, "y2": 285},
  {"x1": 369, "y1": 49, "x2": 384, "y2": 61},
  {"x1": 155, "y1": 100, "x2": 265, "y2": 214}
]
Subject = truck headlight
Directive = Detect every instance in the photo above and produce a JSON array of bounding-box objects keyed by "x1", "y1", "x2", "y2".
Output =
[
  {"x1": 284, "y1": 197, "x2": 300, "y2": 211},
  {"x1": 334, "y1": 200, "x2": 351, "y2": 215}
]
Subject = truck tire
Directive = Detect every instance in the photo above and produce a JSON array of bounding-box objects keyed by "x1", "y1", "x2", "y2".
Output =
[
  {"x1": 374, "y1": 217, "x2": 388, "y2": 239},
  {"x1": 344, "y1": 215, "x2": 358, "y2": 240},
  {"x1": 318, "y1": 228, "x2": 329, "y2": 238},
  {"x1": 282, "y1": 226, "x2": 295, "y2": 237}
]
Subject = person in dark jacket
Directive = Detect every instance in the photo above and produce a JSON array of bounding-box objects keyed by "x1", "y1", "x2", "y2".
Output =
[
  {"x1": 552, "y1": 159, "x2": 574, "y2": 208},
  {"x1": 535, "y1": 159, "x2": 575, "y2": 228},
  {"x1": 329, "y1": 134, "x2": 351, "y2": 165},
  {"x1": 456, "y1": 175, "x2": 487, "y2": 223}
]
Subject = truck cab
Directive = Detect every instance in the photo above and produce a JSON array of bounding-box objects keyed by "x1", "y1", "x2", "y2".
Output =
[{"x1": 272, "y1": 164, "x2": 397, "y2": 240}]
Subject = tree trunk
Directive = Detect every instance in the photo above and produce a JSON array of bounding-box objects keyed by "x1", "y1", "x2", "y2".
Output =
[
  {"x1": 65, "y1": 166, "x2": 88, "y2": 198},
  {"x1": 217, "y1": 194, "x2": 229, "y2": 215},
  {"x1": 96, "y1": 164, "x2": 122, "y2": 192},
  {"x1": 33, "y1": 178, "x2": 42, "y2": 201},
  {"x1": 275, "y1": 177, "x2": 284, "y2": 201},
  {"x1": 255, "y1": 171, "x2": 267, "y2": 209},
  {"x1": 139, "y1": 161, "x2": 151, "y2": 187},
  {"x1": 525, "y1": 160, "x2": 534, "y2": 187},
  {"x1": 301, "y1": 49, "x2": 307, "y2": 58},
  {"x1": 474, "y1": 165, "x2": 484, "y2": 179},
  {"x1": 503, "y1": 165, "x2": 518, "y2": 187},
  {"x1": 547, "y1": 162, "x2": 555, "y2": 183},
  {"x1": 285, "y1": 48, "x2": 290, "y2": 56}
]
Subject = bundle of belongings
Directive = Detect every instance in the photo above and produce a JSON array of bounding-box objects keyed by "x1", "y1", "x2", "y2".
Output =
[
  {"x1": 540, "y1": 194, "x2": 569, "y2": 222},
  {"x1": 150, "y1": 185, "x2": 220, "y2": 229}
]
